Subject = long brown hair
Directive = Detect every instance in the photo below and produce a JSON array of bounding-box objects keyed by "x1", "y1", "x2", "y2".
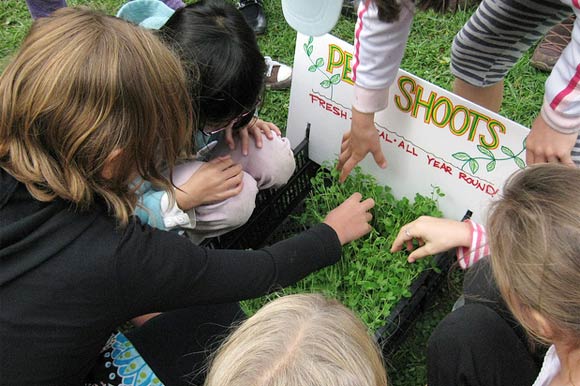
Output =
[
  {"x1": 0, "y1": 7, "x2": 194, "y2": 225},
  {"x1": 488, "y1": 164, "x2": 580, "y2": 346}
]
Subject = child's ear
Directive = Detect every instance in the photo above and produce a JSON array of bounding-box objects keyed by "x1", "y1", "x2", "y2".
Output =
[
  {"x1": 101, "y1": 149, "x2": 124, "y2": 180},
  {"x1": 529, "y1": 309, "x2": 554, "y2": 339}
]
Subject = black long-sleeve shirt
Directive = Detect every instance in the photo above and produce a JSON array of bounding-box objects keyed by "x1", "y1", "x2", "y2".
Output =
[{"x1": 0, "y1": 169, "x2": 341, "y2": 385}]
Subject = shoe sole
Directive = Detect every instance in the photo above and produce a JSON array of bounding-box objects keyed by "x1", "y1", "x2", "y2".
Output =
[
  {"x1": 266, "y1": 76, "x2": 292, "y2": 90},
  {"x1": 529, "y1": 58, "x2": 554, "y2": 72}
]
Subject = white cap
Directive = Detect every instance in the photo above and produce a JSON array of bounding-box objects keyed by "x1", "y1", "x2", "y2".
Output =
[{"x1": 281, "y1": 0, "x2": 343, "y2": 37}]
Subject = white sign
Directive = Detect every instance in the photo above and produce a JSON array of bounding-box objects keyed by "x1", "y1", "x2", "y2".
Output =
[{"x1": 286, "y1": 33, "x2": 530, "y2": 224}]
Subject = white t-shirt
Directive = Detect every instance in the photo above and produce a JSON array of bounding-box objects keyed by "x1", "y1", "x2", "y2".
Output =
[{"x1": 532, "y1": 345, "x2": 561, "y2": 386}]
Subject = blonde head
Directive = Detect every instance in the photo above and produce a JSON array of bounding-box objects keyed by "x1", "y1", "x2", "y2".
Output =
[
  {"x1": 0, "y1": 8, "x2": 193, "y2": 225},
  {"x1": 205, "y1": 294, "x2": 388, "y2": 386},
  {"x1": 488, "y1": 163, "x2": 580, "y2": 346}
]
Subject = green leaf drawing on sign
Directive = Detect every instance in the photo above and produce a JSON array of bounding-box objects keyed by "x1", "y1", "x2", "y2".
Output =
[
  {"x1": 477, "y1": 145, "x2": 494, "y2": 159},
  {"x1": 308, "y1": 65, "x2": 318, "y2": 72},
  {"x1": 452, "y1": 152, "x2": 471, "y2": 161},
  {"x1": 320, "y1": 79, "x2": 331, "y2": 88},
  {"x1": 330, "y1": 73, "x2": 341, "y2": 84},
  {"x1": 315, "y1": 57, "x2": 324, "y2": 67},
  {"x1": 307, "y1": 45, "x2": 313, "y2": 56},
  {"x1": 501, "y1": 146, "x2": 514, "y2": 157},
  {"x1": 456, "y1": 139, "x2": 525, "y2": 175},
  {"x1": 469, "y1": 159, "x2": 479, "y2": 174},
  {"x1": 514, "y1": 156, "x2": 526, "y2": 169},
  {"x1": 308, "y1": 36, "x2": 313, "y2": 45},
  {"x1": 303, "y1": 43, "x2": 309, "y2": 53}
]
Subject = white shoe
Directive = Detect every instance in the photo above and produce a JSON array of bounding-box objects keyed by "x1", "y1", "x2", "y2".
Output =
[{"x1": 264, "y1": 56, "x2": 292, "y2": 90}]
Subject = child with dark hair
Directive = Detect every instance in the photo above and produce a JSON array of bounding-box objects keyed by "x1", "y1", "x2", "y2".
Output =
[{"x1": 118, "y1": 0, "x2": 296, "y2": 244}]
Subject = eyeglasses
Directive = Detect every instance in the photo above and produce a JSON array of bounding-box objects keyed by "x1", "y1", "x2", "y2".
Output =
[
  {"x1": 201, "y1": 97, "x2": 261, "y2": 137},
  {"x1": 201, "y1": 109, "x2": 255, "y2": 137}
]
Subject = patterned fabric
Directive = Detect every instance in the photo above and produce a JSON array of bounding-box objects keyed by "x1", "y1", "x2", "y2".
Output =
[
  {"x1": 456, "y1": 219, "x2": 490, "y2": 269},
  {"x1": 451, "y1": 0, "x2": 570, "y2": 87},
  {"x1": 84, "y1": 332, "x2": 164, "y2": 386}
]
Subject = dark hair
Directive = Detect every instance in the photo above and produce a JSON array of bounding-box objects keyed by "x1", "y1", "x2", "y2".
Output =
[
  {"x1": 161, "y1": 0, "x2": 265, "y2": 129},
  {"x1": 373, "y1": 0, "x2": 460, "y2": 22}
]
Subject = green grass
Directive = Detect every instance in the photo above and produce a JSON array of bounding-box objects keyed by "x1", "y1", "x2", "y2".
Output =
[{"x1": 0, "y1": 2, "x2": 546, "y2": 385}]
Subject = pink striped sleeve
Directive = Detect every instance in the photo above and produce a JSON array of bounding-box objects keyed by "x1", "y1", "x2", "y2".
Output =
[
  {"x1": 456, "y1": 220, "x2": 489, "y2": 269},
  {"x1": 541, "y1": 8, "x2": 580, "y2": 134}
]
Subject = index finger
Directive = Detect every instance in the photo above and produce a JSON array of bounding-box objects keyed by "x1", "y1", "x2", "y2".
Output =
[
  {"x1": 269, "y1": 122, "x2": 282, "y2": 136},
  {"x1": 390, "y1": 222, "x2": 416, "y2": 252}
]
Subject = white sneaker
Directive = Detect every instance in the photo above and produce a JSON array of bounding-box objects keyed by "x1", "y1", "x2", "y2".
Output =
[{"x1": 264, "y1": 56, "x2": 292, "y2": 90}]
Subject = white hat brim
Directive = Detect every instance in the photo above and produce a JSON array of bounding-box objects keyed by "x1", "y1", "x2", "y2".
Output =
[{"x1": 282, "y1": 0, "x2": 343, "y2": 37}]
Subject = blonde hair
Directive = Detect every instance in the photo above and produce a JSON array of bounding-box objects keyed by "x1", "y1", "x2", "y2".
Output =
[
  {"x1": 488, "y1": 163, "x2": 580, "y2": 346},
  {"x1": 205, "y1": 294, "x2": 388, "y2": 386},
  {"x1": 0, "y1": 8, "x2": 193, "y2": 225}
]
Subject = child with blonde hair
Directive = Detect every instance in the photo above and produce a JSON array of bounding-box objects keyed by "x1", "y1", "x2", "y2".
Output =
[
  {"x1": 391, "y1": 163, "x2": 580, "y2": 385},
  {"x1": 205, "y1": 293, "x2": 388, "y2": 386},
  {"x1": 0, "y1": 8, "x2": 375, "y2": 385}
]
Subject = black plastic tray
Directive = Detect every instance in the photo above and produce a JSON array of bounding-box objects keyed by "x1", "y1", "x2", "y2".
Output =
[{"x1": 374, "y1": 250, "x2": 454, "y2": 356}]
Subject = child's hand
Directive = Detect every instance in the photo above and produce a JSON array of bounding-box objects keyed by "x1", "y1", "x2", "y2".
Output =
[
  {"x1": 390, "y1": 216, "x2": 472, "y2": 263},
  {"x1": 175, "y1": 156, "x2": 244, "y2": 211},
  {"x1": 225, "y1": 118, "x2": 282, "y2": 156},
  {"x1": 323, "y1": 193, "x2": 374, "y2": 245}
]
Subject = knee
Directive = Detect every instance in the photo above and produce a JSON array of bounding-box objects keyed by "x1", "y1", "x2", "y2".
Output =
[
  {"x1": 219, "y1": 172, "x2": 259, "y2": 227},
  {"x1": 246, "y1": 135, "x2": 296, "y2": 189}
]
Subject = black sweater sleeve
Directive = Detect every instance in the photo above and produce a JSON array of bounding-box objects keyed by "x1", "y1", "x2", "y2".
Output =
[{"x1": 115, "y1": 222, "x2": 341, "y2": 317}]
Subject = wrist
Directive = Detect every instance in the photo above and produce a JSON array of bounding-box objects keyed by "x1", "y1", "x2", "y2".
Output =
[
  {"x1": 351, "y1": 108, "x2": 376, "y2": 129},
  {"x1": 457, "y1": 220, "x2": 473, "y2": 248},
  {"x1": 323, "y1": 220, "x2": 345, "y2": 246},
  {"x1": 175, "y1": 188, "x2": 201, "y2": 211}
]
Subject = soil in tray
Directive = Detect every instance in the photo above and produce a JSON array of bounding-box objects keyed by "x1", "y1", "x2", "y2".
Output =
[{"x1": 242, "y1": 165, "x2": 444, "y2": 330}]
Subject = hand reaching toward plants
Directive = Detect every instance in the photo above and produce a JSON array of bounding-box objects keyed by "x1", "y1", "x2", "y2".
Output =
[
  {"x1": 225, "y1": 118, "x2": 282, "y2": 156},
  {"x1": 323, "y1": 192, "x2": 375, "y2": 245},
  {"x1": 175, "y1": 156, "x2": 244, "y2": 211},
  {"x1": 337, "y1": 109, "x2": 387, "y2": 183},
  {"x1": 390, "y1": 216, "x2": 472, "y2": 262}
]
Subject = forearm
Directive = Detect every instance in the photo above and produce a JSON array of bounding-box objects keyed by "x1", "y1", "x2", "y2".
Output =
[
  {"x1": 119, "y1": 222, "x2": 342, "y2": 314},
  {"x1": 198, "y1": 223, "x2": 341, "y2": 302}
]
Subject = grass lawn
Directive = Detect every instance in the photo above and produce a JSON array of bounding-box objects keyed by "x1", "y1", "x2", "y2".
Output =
[{"x1": 0, "y1": 1, "x2": 547, "y2": 385}]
